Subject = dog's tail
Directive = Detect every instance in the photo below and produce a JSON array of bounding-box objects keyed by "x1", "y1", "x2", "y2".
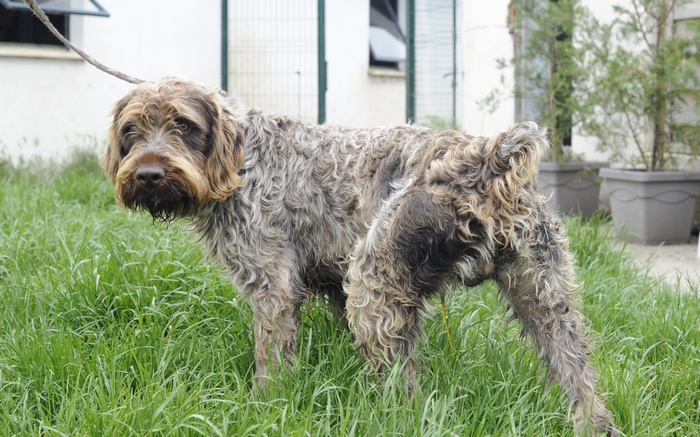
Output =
[
  {"x1": 452, "y1": 121, "x2": 549, "y2": 246},
  {"x1": 434, "y1": 121, "x2": 549, "y2": 246},
  {"x1": 485, "y1": 121, "x2": 549, "y2": 190}
]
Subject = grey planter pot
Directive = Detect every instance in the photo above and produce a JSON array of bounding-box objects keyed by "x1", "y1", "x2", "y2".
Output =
[
  {"x1": 600, "y1": 167, "x2": 700, "y2": 245},
  {"x1": 538, "y1": 161, "x2": 606, "y2": 219}
]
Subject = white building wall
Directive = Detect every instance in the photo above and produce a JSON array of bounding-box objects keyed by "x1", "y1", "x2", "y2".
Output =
[
  {"x1": 325, "y1": 0, "x2": 405, "y2": 127},
  {"x1": 0, "y1": 0, "x2": 221, "y2": 163},
  {"x1": 455, "y1": 0, "x2": 676, "y2": 163},
  {"x1": 458, "y1": 0, "x2": 516, "y2": 136}
]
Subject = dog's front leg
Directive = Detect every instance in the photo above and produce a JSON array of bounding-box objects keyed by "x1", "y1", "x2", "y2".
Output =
[{"x1": 246, "y1": 283, "x2": 301, "y2": 391}]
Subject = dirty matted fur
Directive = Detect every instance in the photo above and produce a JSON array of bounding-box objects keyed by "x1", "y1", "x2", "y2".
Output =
[{"x1": 101, "y1": 77, "x2": 616, "y2": 435}]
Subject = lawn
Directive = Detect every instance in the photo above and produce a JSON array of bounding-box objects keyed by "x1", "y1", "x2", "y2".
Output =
[{"x1": 0, "y1": 153, "x2": 698, "y2": 436}]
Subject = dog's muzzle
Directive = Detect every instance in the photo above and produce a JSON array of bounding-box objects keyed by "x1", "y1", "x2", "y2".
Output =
[{"x1": 119, "y1": 163, "x2": 197, "y2": 222}]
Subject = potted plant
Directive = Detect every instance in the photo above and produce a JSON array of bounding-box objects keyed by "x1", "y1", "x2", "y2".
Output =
[
  {"x1": 580, "y1": 0, "x2": 700, "y2": 244},
  {"x1": 503, "y1": 0, "x2": 606, "y2": 218}
]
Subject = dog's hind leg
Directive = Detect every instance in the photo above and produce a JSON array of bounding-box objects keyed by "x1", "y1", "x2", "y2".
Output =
[
  {"x1": 344, "y1": 275, "x2": 424, "y2": 390},
  {"x1": 344, "y1": 232, "x2": 424, "y2": 389},
  {"x1": 345, "y1": 190, "x2": 463, "y2": 390},
  {"x1": 495, "y1": 212, "x2": 617, "y2": 436}
]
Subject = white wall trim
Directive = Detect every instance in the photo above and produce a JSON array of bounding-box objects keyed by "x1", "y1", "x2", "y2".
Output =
[{"x1": 0, "y1": 44, "x2": 83, "y2": 61}]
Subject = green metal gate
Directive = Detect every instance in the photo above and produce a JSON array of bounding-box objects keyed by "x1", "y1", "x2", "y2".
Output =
[
  {"x1": 406, "y1": 0, "x2": 460, "y2": 128},
  {"x1": 226, "y1": 0, "x2": 326, "y2": 124}
]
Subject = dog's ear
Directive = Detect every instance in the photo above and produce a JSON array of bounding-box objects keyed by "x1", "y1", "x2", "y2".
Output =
[
  {"x1": 206, "y1": 91, "x2": 246, "y2": 201},
  {"x1": 101, "y1": 95, "x2": 130, "y2": 184}
]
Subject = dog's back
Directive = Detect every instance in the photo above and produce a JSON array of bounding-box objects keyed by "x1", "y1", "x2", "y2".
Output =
[{"x1": 236, "y1": 114, "x2": 548, "y2": 241}]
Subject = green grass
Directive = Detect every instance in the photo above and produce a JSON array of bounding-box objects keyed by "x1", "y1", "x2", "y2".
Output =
[{"x1": 0, "y1": 153, "x2": 698, "y2": 436}]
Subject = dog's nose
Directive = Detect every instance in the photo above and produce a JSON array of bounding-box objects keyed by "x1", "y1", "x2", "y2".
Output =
[{"x1": 135, "y1": 165, "x2": 165, "y2": 187}]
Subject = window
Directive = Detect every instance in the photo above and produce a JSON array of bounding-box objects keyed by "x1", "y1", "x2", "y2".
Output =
[
  {"x1": 0, "y1": 0, "x2": 108, "y2": 46},
  {"x1": 671, "y1": 16, "x2": 700, "y2": 141},
  {"x1": 369, "y1": 0, "x2": 405, "y2": 68}
]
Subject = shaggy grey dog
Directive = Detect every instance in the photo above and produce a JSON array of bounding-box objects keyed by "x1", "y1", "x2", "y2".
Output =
[{"x1": 101, "y1": 77, "x2": 616, "y2": 435}]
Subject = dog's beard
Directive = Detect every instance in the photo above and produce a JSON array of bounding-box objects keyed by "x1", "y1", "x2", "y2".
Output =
[{"x1": 119, "y1": 179, "x2": 198, "y2": 223}]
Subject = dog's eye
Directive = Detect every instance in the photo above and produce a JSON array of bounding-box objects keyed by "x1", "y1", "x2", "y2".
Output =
[
  {"x1": 122, "y1": 123, "x2": 138, "y2": 136},
  {"x1": 119, "y1": 123, "x2": 137, "y2": 157},
  {"x1": 174, "y1": 119, "x2": 191, "y2": 133},
  {"x1": 119, "y1": 143, "x2": 130, "y2": 158}
]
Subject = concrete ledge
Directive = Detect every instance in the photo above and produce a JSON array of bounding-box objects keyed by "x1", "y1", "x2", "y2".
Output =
[
  {"x1": 0, "y1": 44, "x2": 82, "y2": 61},
  {"x1": 368, "y1": 67, "x2": 405, "y2": 78}
]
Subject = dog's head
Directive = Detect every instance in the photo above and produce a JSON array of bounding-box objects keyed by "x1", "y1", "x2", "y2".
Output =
[{"x1": 101, "y1": 77, "x2": 246, "y2": 222}]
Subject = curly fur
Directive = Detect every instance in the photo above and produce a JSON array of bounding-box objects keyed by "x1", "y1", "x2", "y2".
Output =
[{"x1": 102, "y1": 77, "x2": 617, "y2": 436}]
